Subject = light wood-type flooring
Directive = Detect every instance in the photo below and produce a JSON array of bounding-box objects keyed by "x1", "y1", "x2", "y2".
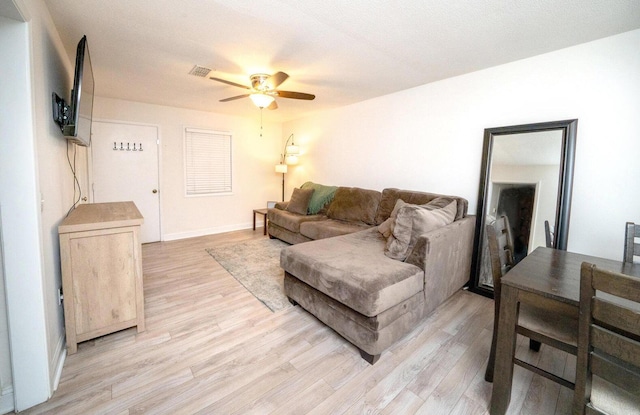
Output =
[{"x1": 22, "y1": 229, "x2": 575, "y2": 414}]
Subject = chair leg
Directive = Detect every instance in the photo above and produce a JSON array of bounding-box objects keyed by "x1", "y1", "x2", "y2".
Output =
[
  {"x1": 485, "y1": 304, "x2": 500, "y2": 382},
  {"x1": 485, "y1": 328, "x2": 498, "y2": 382},
  {"x1": 529, "y1": 339, "x2": 541, "y2": 352}
]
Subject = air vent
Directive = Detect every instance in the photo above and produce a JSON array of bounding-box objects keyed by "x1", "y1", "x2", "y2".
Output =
[{"x1": 189, "y1": 65, "x2": 212, "y2": 77}]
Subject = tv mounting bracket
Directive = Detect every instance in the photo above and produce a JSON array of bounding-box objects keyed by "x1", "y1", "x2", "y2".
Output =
[{"x1": 52, "y1": 92, "x2": 71, "y2": 131}]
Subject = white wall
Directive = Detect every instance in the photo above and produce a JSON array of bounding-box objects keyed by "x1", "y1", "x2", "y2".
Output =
[
  {"x1": 284, "y1": 29, "x2": 640, "y2": 262},
  {"x1": 93, "y1": 98, "x2": 284, "y2": 240}
]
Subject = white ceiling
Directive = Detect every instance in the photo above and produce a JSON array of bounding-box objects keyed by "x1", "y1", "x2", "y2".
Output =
[{"x1": 45, "y1": 0, "x2": 640, "y2": 122}]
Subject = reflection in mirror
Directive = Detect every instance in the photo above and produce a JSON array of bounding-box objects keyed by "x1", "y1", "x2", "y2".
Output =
[
  {"x1": 477, "y1": 131, "x2": 562, "y2": 288},
  {"x1": 470, "y1": 120, "x2": 577, "y2": 297}
]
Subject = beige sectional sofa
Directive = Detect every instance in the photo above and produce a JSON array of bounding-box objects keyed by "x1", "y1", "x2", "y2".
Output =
[{"x1": 268, "y1": 184, "x2": 475, "y2": 364}]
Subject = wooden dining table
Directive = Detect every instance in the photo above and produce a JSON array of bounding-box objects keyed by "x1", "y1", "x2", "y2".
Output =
[{"x1": 489, "y1": 246, "x2": 640, "y2": 415}]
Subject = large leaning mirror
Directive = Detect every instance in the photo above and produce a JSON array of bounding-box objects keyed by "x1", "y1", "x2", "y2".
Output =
[{"x1": 470, "y1": 119, "x2": 578, "y2": 297}]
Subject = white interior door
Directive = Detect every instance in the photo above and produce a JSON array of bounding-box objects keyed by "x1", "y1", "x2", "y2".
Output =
[{"x1": 91, "y1": 121, "x2": 160, "y2": 243}]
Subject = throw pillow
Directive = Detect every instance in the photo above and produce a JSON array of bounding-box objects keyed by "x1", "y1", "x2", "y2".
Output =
[
  {"x1": 300, "y1": 182, "x2": 338, "y2": 214},
  {"x1": 286, "y1": 188, "x2": 315, "y2": 215},
  {"x1": 385, "y1": 200, "x2": 457, "y2": 261},
  {"x1": 378, "y1": 198, "x2": 407, "y2": 238}
]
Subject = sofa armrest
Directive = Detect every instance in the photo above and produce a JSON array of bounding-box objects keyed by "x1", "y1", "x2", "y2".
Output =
[
  {"x1": 405, "y1": 216, "x2": 476, "y2": 307},
  {"x1": 275, "y1": 201, "x2": 289, "y2": 210}
]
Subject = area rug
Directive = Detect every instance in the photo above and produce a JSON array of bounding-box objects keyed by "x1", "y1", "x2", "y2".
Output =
[{"x1": 206, "y1": 238, "x2": 292, "y2": 312}]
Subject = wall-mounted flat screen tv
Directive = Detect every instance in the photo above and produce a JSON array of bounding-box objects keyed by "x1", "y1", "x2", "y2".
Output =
[{"x1": 52, "y1": 35, "x2": 94, "y2": 147}]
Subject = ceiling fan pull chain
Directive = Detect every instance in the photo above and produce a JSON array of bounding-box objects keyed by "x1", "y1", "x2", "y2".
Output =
[{"x1": 260, "y1": 107, "x2": 263, "y2": 138}]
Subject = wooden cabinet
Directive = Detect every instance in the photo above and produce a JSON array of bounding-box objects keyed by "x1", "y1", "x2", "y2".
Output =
[{"x1": 58, "y1": 202, "x2": 145, "y2": 354}]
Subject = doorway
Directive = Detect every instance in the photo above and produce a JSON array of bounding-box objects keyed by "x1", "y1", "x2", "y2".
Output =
[
  {"x1": 495, "y1": 184, "x2": 536, "y2": 263},
  {"x1": 91, "y1": 121, "x2": 161, "y2": 243}
]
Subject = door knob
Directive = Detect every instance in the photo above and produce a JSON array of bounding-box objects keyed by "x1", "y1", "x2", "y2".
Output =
[{"x1": 152, "y1": 189, "x2": 158, "y2": 194}]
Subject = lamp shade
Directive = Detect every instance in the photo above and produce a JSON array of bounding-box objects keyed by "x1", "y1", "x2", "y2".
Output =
[
  {"x1": 285, "y1": 154, "x2": 299, "y2": 165},
  {"x1": 250, "y1": 93, "x2": 275, "y2": 108},
  {"x1": 275, "y1": 163, "x2": 288, "y2": 173},
  {"x1": 285, "y1": 144, "x2": 299, "y2": 155}
]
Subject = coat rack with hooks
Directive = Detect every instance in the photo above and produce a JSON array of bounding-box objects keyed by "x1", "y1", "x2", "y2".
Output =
[{"x1": 113, "y1": 142, "x2": 143, "y2": 151}]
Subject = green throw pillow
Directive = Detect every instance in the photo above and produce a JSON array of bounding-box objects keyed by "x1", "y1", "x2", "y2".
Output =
[{"x1": 300, "y1": 181, "x2": 338, "y2": 214}]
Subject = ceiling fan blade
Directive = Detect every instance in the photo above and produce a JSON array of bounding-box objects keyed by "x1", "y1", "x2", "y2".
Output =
[
  {"x1": 220, "y1": 94, "x2": 250, "y2": 102},
  {"x1": 209, "y1": 76, "x2": 251, "y2": 90},
  {"x1": 276, "y1": 91, "x2": 315, "y2": 100},
  {"x1": 267, "y1": 72, "x2": 289, "y2": 89},
  {"x1": 267, "y1": 100, "x2": 278, "y2": 110}
]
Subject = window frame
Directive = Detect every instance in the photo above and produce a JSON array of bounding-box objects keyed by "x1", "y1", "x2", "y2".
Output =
[{"x1": 183, "y1": 127, "x2": 233, "y2": 197}]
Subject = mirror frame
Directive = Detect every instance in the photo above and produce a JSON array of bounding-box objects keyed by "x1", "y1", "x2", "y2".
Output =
[{"x1": 469, "y1": 119, "x2": 578, "y2": 298}]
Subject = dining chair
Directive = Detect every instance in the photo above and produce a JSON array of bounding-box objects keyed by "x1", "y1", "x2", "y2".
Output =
[
  {"x1": 573, "y1": 262, "x2": 640, "y2": 415},
  {"x1": 624, "y1": 222, "x2": 640, "y2": 263},
  {"x1": 484, "y1": 216, "x2": 578, "y2": 385},
  {"x1": 544, "y1": 219, "x2": 554, "y2": 248}
]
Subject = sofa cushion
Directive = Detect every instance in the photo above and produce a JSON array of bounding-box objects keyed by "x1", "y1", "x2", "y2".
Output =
[
  {"x1": 376, "y1": 188, "x2": 468, "y2": 224},
  {"x1": 300, "y1": 219, "x2": 371, "y2": 240},
  {"x1": 268, "y1": 208, "x2": 326, "y2": 233},
  {"x1": 280, "y1": 228, "x2": 423, "y2": 317},
  {"x1": 326, "y1": 187, "x2": 382, "y2": 225},
  {"x1": 385, "y1": 200, "x2": 457, "y2": 261},
  {"x1": 286, "y1": 187, "x2": 315, "y2": 215},
  {"x1": 301, "y1": 182, "x2": 338, "y2": 214}
]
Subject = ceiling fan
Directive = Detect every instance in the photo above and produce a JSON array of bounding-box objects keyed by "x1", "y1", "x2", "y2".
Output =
[{"x1": 210, "y1": 71, "x2": 315, "y2": 110}]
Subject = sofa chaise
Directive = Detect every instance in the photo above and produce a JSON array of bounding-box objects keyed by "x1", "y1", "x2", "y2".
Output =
[{"x1": 269, "y1": 184, "x2": 475, "y2": 363}]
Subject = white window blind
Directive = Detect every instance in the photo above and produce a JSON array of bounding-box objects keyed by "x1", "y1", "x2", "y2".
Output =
[{"x1": 184, "y1": 128, "x2": 232, "y2": 196}]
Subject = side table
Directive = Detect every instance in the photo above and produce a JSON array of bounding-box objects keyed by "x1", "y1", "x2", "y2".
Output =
[{"x1": 253, "y1": 208, "x2": 268, "y2": 235}]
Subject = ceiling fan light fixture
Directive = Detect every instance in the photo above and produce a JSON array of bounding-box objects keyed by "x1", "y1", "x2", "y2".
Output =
[{"x1": 250, "y1": 93, "x2": 275, "y2": 108}]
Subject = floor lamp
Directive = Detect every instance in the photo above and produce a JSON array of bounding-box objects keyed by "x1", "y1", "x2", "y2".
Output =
[{"x1": 275, "y1": 134, "x2": 299, "y2": 201}]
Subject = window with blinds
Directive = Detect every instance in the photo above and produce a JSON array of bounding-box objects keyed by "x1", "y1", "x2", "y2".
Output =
[{"x1": 184, "y1": 128, "x2": 232, "y2": 196}]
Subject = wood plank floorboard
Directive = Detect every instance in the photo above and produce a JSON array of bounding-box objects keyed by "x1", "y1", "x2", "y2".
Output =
[{"x1": 19, "y1": 229, "x2": 574, "y2": 414}]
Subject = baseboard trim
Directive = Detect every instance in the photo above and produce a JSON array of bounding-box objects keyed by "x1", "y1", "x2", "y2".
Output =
[
  {"x1": 50, "y1": 334, "x2": 66, "y2": 393},
  {"x1": 163, "y1": 223, "x2": 257, "y2": 241},
  {"x1": 0, "y1": 386, "x2": 14, "y2": 414}
]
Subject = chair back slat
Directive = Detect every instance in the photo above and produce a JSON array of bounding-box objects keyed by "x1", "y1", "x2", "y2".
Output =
[
  {"x1": 592, "y1": 266, "x2": 640, "y2": 302},
  {"x1": 592, "y1": 298, "x2": 640, "y2": 339},
  {"x1": 590, "y1": 324, "x2": 640, "y2": 369},
  {"x1": 590, "y1": 343, "x2": 640, "y2": 395}
]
